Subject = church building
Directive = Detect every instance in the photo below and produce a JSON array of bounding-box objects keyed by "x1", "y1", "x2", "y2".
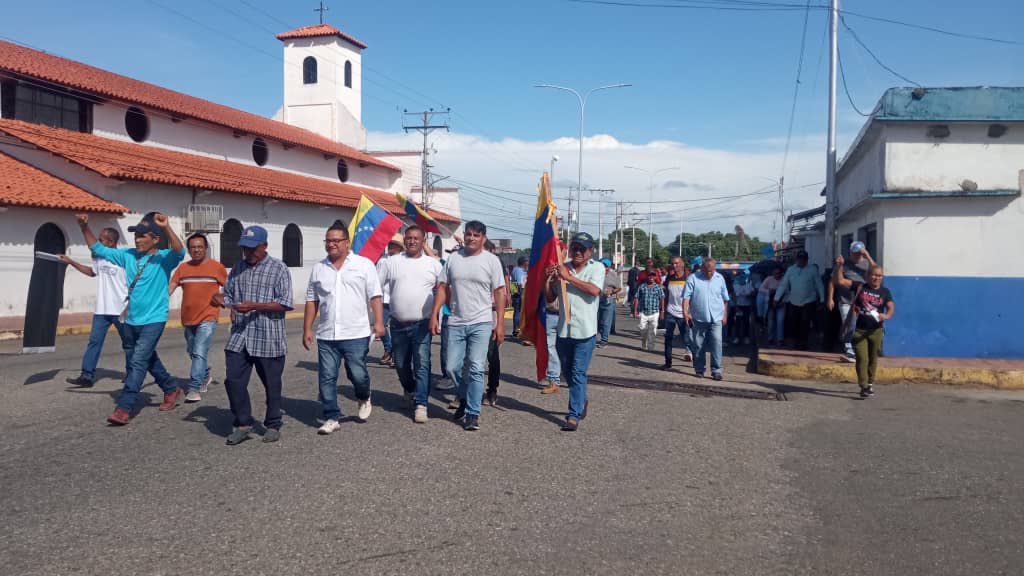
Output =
[{"x1": 0, "y1": 22, "x2": 461, "y2": 342}]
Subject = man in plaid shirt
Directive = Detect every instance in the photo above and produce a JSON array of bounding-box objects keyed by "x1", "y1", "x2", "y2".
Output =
[
  {"x1": 212, "y1": 225, "x2": 293, "y2": 445},
  {"x1": 633, "y1": 271, "x2": 665, "y2": 352}
]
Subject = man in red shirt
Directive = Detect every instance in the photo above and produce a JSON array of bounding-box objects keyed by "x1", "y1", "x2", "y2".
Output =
[
  {"x1": 169, "y1": 234, "x2": 227, "y2": 403},
  {"x1": 637, "y1": 258, "x2": 663, "y2": 285}
]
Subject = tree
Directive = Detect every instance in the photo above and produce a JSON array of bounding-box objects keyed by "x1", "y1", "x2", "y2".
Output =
[
  {"x1": 604, "y1": 228, "x2": 670, "y2": 267},
  {"x1": 664, "y1": 230, "x2": 769, "y2": 263}
]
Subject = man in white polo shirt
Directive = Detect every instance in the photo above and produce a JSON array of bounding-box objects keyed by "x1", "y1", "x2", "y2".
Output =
[
  {"x1": 378, "y1": 225, "x2": 442, "y2": 423},
  {"x1": 303, "y1": 223, "x2": 385, "y2": 435}
]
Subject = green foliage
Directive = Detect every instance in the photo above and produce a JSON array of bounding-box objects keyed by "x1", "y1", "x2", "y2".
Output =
[{"x1": 604, "y1": 229, "x2": 768, "y2": 267}]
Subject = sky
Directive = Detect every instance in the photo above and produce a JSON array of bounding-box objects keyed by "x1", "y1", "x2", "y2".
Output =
[{"x1": 4, "y1": 0, "x2": 1023, "y2": 246}]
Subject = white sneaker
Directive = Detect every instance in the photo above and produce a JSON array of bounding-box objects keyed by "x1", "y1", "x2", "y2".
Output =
[
  {"x1": 200, "y1": 376, "x2": 212, "y2": 393},
  {"x1": 318, "y1": 419, "x2": 341, "y2": 435},
  {"x1": 184, "y1": 390, "x2": 202, "y2": 403},
  {"x1": 357, "y1": 399, "x2": 372, "y2": 421},
  {"x1": 414, "y1": 405, "x2": 428, "y2": 423}
]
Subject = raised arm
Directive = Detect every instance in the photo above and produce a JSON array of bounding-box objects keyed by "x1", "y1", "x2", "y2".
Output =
[
  {"x1": 74, "y1": 213, "x2": 98, "y2": 247},
  {"x1": 832, "y1": 256, "x2": 853, "y2": 289},
  {"x1": 58, "y1": 254, "x2": 96, "y2": 277},
  {"x1": 153, "y1": 212, "x2": 183, "y2": 254}
]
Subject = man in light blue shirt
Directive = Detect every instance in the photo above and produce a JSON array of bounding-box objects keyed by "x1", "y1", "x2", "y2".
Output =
[
  {"x1": 773, "y1": 250, "x2": 824, "y2": 350},
  {"x1": 682, "y1": 257, "x2": 730, "y2": 380},
  {"x1": 76, "y1": 211, "x2": 186, "y2": 425}
]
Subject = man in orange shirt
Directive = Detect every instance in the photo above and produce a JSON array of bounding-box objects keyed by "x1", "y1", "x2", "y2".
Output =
[{"x1": 169, "y1": 234, "x2": 227, "y2": 403}]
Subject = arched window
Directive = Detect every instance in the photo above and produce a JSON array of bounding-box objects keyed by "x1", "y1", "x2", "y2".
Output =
[
  {"x1": 303, "y1": 56, "x2": 318, "y2": 84},
  {"x1": 283, "y1": 223, "x2": 303, "y2": 268},
  {"x1": 344, "y1": 61, "x2": 352, "y2": 88},
  {"x1": 125, "y1": 106, "x2": 149, "y2": 142},
  {"x1": 337, "y1": 158, "x2": 349, "y2": 183},
  {"x1": 252, "y1": 137, "x2": 268, "y2": 166},
  {"x1": 221, "y1": 218, "x2": 243, "y2": 269}
]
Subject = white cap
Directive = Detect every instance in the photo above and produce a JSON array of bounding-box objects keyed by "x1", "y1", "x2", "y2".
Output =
[{"x1": 850, "y1": 241, "x2": 865, "y2": 253}]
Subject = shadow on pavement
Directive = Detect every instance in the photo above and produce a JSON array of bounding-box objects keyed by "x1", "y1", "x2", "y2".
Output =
[
  {"x1": 182, "y1": 404, "x2": 235, "y2": 437},
  {"x1": 24, "y1": 369, "x2": 62, "y2": 385}
]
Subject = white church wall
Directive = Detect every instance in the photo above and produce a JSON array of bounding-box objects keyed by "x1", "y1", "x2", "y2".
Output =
[{"x1": 281, "y1": 36, "x2": 364, "y2": 148}]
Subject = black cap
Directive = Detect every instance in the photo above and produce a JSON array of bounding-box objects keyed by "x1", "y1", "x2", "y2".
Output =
[
  {"x1": 570, "y1": 232, "x2": 595, "y2": 250},
  {"x1": 127, "y1": 211, "x2": 163, "y2": 237},
  {"x1": 796, "y1": 250, "x2": 809, "y2": 259}
]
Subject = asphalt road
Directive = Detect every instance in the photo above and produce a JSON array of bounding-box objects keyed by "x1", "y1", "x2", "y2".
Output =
[{"x1": 0, "y1": 311, "x2": 1021, "y2": 575}]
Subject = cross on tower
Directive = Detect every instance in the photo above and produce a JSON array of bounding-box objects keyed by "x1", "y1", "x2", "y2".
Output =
[{"x1": 315, "y1": 1, "x2": 329, "y2": 24}]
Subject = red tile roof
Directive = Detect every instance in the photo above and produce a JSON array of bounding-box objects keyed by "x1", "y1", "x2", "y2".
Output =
[
  {"x1": 0, "y1": 40, "x2": 395, "y2": 172},
  {"x1": 0, "y1": 120, "x2": 458, "y2": 224},
  {"x1": 0, "y1": 150, "x2": 126, "y2": 213},
  {"x1": 275, "y1": 24, "x2": 368, "y2": 49}
]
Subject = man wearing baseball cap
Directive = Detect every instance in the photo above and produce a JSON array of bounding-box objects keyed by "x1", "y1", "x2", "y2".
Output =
[
  {"x1": 827, "y1": 241, "x2": 876, "y2": 362},
  {"x1": 75, "y1": 211, "x2": 186, "y2": 425},
  {"x1": 545, "y1": 232, "x2": 604, "y2": 431},
  {"x1": 213, "y1": 224, "x2": 293, "y2": 445}
]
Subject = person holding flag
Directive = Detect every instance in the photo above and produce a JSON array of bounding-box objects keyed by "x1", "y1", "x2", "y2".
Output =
[{"x1": 348, "y1": 195, "x2": 403, "y2": 263}]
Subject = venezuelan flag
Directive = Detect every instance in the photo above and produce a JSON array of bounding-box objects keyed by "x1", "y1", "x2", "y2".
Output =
[
  {"x1": 348, "y1": 195, "x2": 403, "y2": 263},
  {"x1": 396, "y1": 192, "x2": 443, "y2": 235},
  {"x1": 519, "y1": 172, "x2": 564, "y2": 382}
]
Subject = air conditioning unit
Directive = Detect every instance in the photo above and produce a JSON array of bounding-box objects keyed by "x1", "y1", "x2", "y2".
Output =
[{"x1": 183, "y1": 204, "x2": 224, "y2": 234}]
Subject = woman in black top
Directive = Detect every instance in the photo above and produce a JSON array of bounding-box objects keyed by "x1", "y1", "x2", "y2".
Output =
[{"x1": 833, "y1": 261, "x2": 895, "y2": 398}]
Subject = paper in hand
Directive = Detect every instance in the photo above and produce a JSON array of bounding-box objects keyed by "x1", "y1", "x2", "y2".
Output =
[{"x1": 35, "y1": 251, "x2": 63, "y2": 262}]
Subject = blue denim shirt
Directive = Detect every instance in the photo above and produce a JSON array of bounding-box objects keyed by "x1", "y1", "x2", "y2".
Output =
[{"x1": 682, "y1": 270, "x2": 730, "y2": 323}]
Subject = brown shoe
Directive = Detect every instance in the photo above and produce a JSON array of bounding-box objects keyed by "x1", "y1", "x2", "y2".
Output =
[
  {"x1": 159, "y1": 388, "x2": 182, "y2": 411},
  {"x1": 107, "y1": 408, "x2": 130, "y2": 425},
  {"x1": 540, "y1": 381, "x2": 560, "y2": 395}
]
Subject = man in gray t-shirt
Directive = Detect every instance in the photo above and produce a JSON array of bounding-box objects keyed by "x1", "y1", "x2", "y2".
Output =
[
  {"x1": 430, "y1": 221, "x2": 506, "y2": 431},
  {"x1": 827, "y1": 241, "x2": 875, "y2": 361}
]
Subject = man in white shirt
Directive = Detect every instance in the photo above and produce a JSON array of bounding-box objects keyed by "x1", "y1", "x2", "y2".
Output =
[
  {"x1": 378, "y1": 226, "x2": 442, "y2": 423},
  {"x1": 61, "y1": 227, "x2": 129, "y2": 387},
  {"x1": 429, "y1": 221, "x2": 506, "y2": 431},
  {"x1": 303, "y1": 223, "x2": 385, "y2": 435}
]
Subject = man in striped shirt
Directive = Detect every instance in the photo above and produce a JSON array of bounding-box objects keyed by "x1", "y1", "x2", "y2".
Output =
[{"x1": 169, "y1": 233, "x2": 227, "y2": 403}]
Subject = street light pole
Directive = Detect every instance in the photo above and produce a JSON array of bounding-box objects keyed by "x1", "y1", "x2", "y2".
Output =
[
  {"x1": 625, "y1": 165, "x2": 679, "y2": 262},
  {"x1": 550, "y1": 155, "x2": 560, "y2": 238},
  {"x1": 536, "y1": 83, "x2": 631, "y2": 235}
]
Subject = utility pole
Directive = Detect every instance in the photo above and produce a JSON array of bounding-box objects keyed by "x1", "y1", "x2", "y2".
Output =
[
  {"x1": 778, "y1": 176, "x2": 786, "y2": 244},
  {"x1": 587, "y1": 188, "x2": 614, "y2": 259},
  {"x1": 403, "y1": 109, "x2": 450, "y2": 211},
  {"x1": 678, "y1": 217, "x2": 683, "y2": 257},
  {"x1": 824, "y1": 0, "x2": 839, "y2": 261}
]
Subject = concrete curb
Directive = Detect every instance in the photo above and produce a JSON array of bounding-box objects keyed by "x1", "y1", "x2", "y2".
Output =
[{"x1": 757, "y1": 352, "x2": 1024, "y2": 390}]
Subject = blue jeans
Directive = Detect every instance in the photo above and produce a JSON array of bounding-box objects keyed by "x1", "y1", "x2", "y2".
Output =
[
  {"x1": 545, "y1": 311, "x2": 561, "y2": 383},
  {"x1": 512, "y1": 294, "x2": 522, "y2": 335},
  {"x1": 80, "y1": 314, "x2": 129, "y2": 380},
  {"x1": 183, "y1": 320, "x2": 216, "y2": 392},
  {"x1": 317, "y1": 337, "x2": 371, "y2": 421},
  {"x1": 444, "y1": 322, "x2": 492, "y2": 417},
  {"x1": 439, "y1": 315, "x2": 450, "y2": 376},
  {"x1": 663, "y1": 314, "x2": 689, "y2": 366},
  {"x1": 598, "y1": 300, "x2": 615, "y2": 344},
  {"x1": 381, "y1": 304, "x2": 392, "y2": 354},
  {"x1": 390, "y1": 319, "x2": 432, "y2": 406},
  {"x1": 556, "y1": 335, "x2": 596, "y2": 421},
  {"x1": 117, "y1": 322, "x2": 177, "y2": 411},
  {"x1": 689, "y1": 321, "x2": 723, "y2": 376},
  {"x1": 768, "y1": 305, "x2": 786, "y2": 342}
]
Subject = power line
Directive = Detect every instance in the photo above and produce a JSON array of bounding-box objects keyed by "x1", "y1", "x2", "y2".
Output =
[
  {"x1": 840, "y1": 16, "x2": 920, "y2": 87},
  {"x1": 837, "y1": 44, "x2": 871, "y2": 117},
  {"x1": 841, "y1": 9, "x2": 1024, "y2": 47},
  {"x1": 780, "y1": 0, "x2": 813, "y2": 181}
]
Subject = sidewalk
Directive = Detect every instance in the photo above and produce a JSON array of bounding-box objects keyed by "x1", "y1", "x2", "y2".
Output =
[{"x1": 757, "y1": 347, "x2": 1024, "y2": 390}]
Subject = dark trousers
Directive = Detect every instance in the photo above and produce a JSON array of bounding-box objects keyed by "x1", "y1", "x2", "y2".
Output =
[
  {"x1": 663, "y1": 314, "x2": 688, "y2": 366},
  {"x1": 787, "y1": 302, "x2": 817, "y2": 350},
  {"x1": 224, "y1": 349, "x2": 284, "y2": 429},
  {"x1": 487, "y1": 338, "x2": 501, "y2": 393}
]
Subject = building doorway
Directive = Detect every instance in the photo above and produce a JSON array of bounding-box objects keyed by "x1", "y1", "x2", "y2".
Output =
[
  {"x1": 23, "y1": 222, "x2": 67, "y2": 353},
  {"x1": 221, "y1": 218, "x2": 242, "y2": 269}
]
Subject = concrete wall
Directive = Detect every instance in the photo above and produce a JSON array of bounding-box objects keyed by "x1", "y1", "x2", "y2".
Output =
[
  {"x1": 835, "y1": 126, "x2": 885, "y2": 216},
  {"x1": 884, "y1": 122, "x2": 1024, "y2": 192}
]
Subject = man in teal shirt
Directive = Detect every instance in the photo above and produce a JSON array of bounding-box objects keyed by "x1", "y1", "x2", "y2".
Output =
[
  {"x1": 773, "y1": 250, "x2": 824, "y2": 350},
  {"x1": 546, "y1": 232, "x2": 603, "y2": 432},
  {"x1": 76, "y1": 211, "x2": 186, "y2": 425}
]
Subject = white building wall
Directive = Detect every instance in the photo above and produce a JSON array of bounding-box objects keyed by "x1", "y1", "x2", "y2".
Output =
[
  {"x1": 835, "y1": 128, "x2": 885, "y2": 217},
  {"x1": 884, "y1": 122, "x2": 1024, "y2": 192},
  {"x1": 91, "y1": 100, "x2": 396, "y2": 191},
  {"x1": 281, "y1": 36, "x2": 364, "y2": 148},
  {"x1": 881, "y1": 195, "x2": 1024, "y2": 278}
]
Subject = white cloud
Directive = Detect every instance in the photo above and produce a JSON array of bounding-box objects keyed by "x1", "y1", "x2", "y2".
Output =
[{"x1": 367, "y1": 130, "x2": 828, "y2": 248}]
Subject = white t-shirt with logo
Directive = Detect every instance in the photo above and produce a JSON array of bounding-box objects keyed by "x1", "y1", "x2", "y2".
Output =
[
  {"x1": 378, "y1": 253, "x2": 443, "y2": 322},
  {"x1": 93, "y1": 257, "x2": 128, "y2": 316}
]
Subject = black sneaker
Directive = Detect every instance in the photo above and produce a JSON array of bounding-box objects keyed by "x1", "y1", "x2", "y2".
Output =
[
  {"x1": 694, "y1": 372, "x2": 705, "y2": 379},
  {"x1": 859, "y1": 386, "x2": 874, "y2": 398},
  {"x1": 561, "y1": 418, "x2": 579, "y2": 432},
  {"x1": 660, "y1": 364, "x2": 673, "y2": 371},
  {"x1": 463, "y1": 415, "x2": 480, "y2": 431},
  {"x1": 712, "y1": 372, "x2": 724, "y2": 381},
  {"x1": 66, "y1": 375, "x2": 94, "y2": 387},
  {"x1": 485, "y1": 388, "x2": 497, "y2": 407},
  {"x1": 452, "y1": 400, "x2": 467, "y2": 421}
]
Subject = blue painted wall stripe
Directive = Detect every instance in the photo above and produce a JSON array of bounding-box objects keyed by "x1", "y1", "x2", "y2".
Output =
[{"x1": 883, "y1": 276, "x2": 1024, "y2": 359}]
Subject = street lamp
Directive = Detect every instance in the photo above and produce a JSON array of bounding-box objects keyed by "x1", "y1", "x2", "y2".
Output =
[
  {"x1": 625, "y1": 165, "x2": 679, "y2": 261},
  {"x1": 535, "y1": 83, "x2": 631, "y2": 235}
]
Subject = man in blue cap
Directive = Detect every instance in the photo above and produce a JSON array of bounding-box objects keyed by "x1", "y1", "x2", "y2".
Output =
[
  {"x1": 213, "y1": 224, "x2": 293, "y2": 445},
  {"x1": 597, "y1": 257, "x2": 621, "y2": 348},
  {"x1": 75, "y1": 211, "x2": 186, "y2": 425}
]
